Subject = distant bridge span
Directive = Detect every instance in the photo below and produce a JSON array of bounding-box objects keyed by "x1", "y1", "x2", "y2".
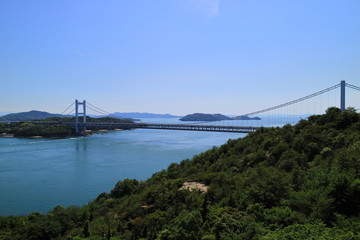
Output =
[
  {"x1": 31, "y1": 121, "x2": 260, "y2": 133},
  {"x1": 29, "y1": 80, "x2": 360, "y2": 134}
]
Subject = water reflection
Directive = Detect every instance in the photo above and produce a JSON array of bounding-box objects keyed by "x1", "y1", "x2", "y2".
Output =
[
  {"x1": 76, "y1": 138, "x2": 88, "y2": 152},
  {"x1": 75, "y1": 138, "x2": 89, "y2": 165}
]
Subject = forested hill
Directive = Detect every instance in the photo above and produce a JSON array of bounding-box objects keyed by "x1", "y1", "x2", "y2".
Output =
[
  {"x1": 1, "y1": 107, "x2": 360, "y2": 240},
  {"x1": 180, "y1": 113, "x2": 231, "y2": 121},
  {"x1": 0, "y1": 110, "x2": 64, "y2": 122}
]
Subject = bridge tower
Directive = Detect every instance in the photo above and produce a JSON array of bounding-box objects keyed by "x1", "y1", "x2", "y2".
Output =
[
  {"x1": 75, "y1": 99, "x2": 86, "y2": 134},
  {"x1": 340, "y1": 80, "x2": 346, "y2": 112}
]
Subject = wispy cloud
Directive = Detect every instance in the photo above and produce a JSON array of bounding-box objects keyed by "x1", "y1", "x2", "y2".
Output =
[
  {"x1": 188, "y1": 0, "x2": 221, "y2": 17},
  {"x1": 74, "y1": 50, "x2": 87, "y2": 57}
]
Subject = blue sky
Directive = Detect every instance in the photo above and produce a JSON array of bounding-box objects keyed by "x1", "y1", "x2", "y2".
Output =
[{"x1": 1, "y1": 0, "x2": 359, "y2": 115}]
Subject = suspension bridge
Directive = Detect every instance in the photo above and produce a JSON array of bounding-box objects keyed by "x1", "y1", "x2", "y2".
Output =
[{"x1": 32, "y1": 80, "x2": 360, "y2": 134}]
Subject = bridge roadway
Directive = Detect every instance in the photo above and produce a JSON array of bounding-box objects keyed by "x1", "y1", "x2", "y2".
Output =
[{"x1": 31, "y1": 121, "x2": 260, "y2": 133}]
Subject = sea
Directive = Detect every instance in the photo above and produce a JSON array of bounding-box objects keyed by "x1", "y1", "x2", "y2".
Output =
[{"x1": 0, "y1": 116, "x2": 304, "y2": 216}]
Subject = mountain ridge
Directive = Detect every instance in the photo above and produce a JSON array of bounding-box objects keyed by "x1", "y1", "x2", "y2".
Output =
[{"x1": 0, "y1": 110, "x2": 66, "y2": 122}]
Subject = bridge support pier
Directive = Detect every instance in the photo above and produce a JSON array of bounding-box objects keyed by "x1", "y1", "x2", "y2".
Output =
[
  {"x1": 75, "y1": 100, "x2": 86, "y2": 134},
  {"x1": 340, "y1": 80, "x2": 346, "y2": 112}
]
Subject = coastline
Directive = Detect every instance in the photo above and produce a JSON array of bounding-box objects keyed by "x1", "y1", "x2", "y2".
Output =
[
  {"x1": 0, "y1": 128, "x2": 127, "y2": 139},
  {"x1": 0, "y1": 133, "x2": 15, "y2": 138}
]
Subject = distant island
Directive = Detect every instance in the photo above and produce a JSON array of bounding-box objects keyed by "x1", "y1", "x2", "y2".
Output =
[
  {"x1": 1, "y1": 111, "x2": 181, "y2": 122},
  {"x1": 0, "y1": 112, "x2": 11, "y2": 117},
  {"x1": 234, "y1": 115, "x2": 261, "y2": 120},
  {"x1": 180, "y1": 113, "x2": 231, "y2": 121},
  {"x1": 0, "y1": 110, "x2": 67, "y2": 122},
  {"x1": 0, "y1": 114, "x2": 135, "y2": 138},
  {"x1": 180, "y1": 113, "x2": 261, "y2": 121},
  {"x1": 111, "y1": 112, "x2": 181, "y2": 119},
  {"x1": 0, "y1": 110, "x2": 137, "y2": 122}
]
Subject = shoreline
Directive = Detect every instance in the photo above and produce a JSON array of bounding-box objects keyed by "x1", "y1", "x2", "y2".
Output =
[
  {"x1": 0, "y1": 128, "x2": 127, "y2": 139},
  {"x1": 0, "y1": 133, "x2": 15, "y2": 138}
]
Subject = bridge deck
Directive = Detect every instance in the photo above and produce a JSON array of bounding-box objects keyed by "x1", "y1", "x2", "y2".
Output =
[{"x1": 30, "y1": 121, "x2": 260, "y2": 133}]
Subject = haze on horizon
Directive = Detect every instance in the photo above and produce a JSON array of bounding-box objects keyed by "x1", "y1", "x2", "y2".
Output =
[{"x1": 1, "y1": 0, "x2": 359, "y2": 115}]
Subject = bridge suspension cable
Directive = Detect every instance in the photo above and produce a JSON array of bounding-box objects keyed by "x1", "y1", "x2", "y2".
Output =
[
  {"x1": 86, "y1": 102, "x2": 120, "y2": 118},
  {"x1": 60, "y1": 102, "x2": 75, "y2": 115},
  {"x1": 87, "y1": 102, "x2": 110, "y2": 115},
  {"x1": 238, "y1": 83, "x2": 341, "y2": 117},
  {"x1": 68, "y1": 109, "x2": 75, "y2": 116},
  {"x1": 87, "y1": 105, "x2": 110, "y2": 116},
  {"x1": 346, "y1": 83, "x2": 360, "y2": 91}
]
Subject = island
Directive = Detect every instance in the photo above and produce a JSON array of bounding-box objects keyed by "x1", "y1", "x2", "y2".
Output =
[
  {"x1": 0, "y1": 110, "x2": 67, "y2": 122},
  {"x1": 0, "y1": 116, "x2": 134, "y2": 138},
  {"x1": 180, "y1": 113, "x2": 231, "y2": 121},
  {"x1": 234, "y1": 115, "x2": 261, "y2": 120}
]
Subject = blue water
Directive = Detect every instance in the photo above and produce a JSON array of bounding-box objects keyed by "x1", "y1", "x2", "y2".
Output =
[{"x1": 0, "y1": 126, "x2": 244, "y2": 216}]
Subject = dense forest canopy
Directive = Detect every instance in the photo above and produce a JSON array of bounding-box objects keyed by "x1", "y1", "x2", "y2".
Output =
[
  {"x1": 0, "y1": 122, "x2": 75, "y2": 137},
  {"x1": 0, "y1": 117, "x2": 134, "y2": 137},
  {"x1": 0, "y1": 107, "x2": 359, "y2": 239}
]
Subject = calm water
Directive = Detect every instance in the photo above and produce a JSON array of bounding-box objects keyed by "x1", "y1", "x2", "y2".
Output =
[{"x1": 0, "y1": 125, "x2": 244, "y2": 216}]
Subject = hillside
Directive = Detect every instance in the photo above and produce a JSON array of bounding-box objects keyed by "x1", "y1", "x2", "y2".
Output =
[
  {"x1": 235, "y1": 115, "x2": 261, "y2": 120},
  {"x1": 0, "y1": 107, "x2": 359, "y2": 240},
  {"x1": 180, "y1": 113, "x2": 231, "y2": 121},
  {"x1": 0, "y1": 110, "x2": 64, "y2": 122}
]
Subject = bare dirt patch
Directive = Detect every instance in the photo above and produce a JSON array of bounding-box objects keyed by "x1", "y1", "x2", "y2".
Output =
[{"x1": 179, "y1": 181, "x2": 209, "y2": 193}]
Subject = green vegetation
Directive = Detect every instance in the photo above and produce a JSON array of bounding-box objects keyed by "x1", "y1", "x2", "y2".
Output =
[
  {"x1": 235, "y1": 115, "x2": 261, "y2": 120},
  {"x1": 0, "y1": 122, "x2": 75, "y2": 138},
  {"x1": 1, "y1": 107, "x2": 360, "y2": 239},
  {"x1": 0, "y1": 117, "x2": 134, "y2": 138},
  {"x1": 180, "y1": 113, "x2": 231, "y2": 121}
]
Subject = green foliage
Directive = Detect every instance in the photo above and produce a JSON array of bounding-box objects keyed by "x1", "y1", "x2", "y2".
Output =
[
  {"x1": 110, "y1": 179, "x2": 139, "y2": 198},
  {"x1": 261, "y1": 223, "x2": 360, "y2": 240},
  {"x1": 0, "y1": 122, "x2": 74, "y2": 137},
  {"x1": 1, "y1": 107, "x2": 360, "y2": 239},
  {"x1": 0, "y1": 115, "x2": 134, "y2": 138}
]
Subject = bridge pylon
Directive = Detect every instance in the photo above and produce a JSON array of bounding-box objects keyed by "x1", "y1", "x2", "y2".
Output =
[
  {"x1": 340, "y1": 80, "x2": 346, "y2": 112},
  {"x1": 75, "y1": 99, "x2": 86, "y2": 134}
]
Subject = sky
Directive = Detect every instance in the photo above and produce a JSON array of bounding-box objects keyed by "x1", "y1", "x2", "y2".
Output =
[{"x1": 1, "y1": 0, "x2": 359, "y2": 115}]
